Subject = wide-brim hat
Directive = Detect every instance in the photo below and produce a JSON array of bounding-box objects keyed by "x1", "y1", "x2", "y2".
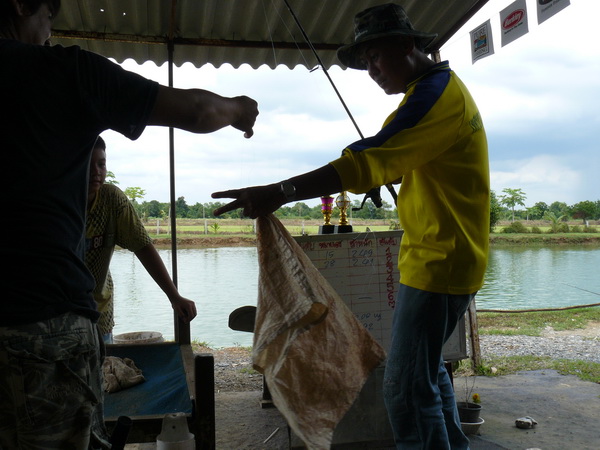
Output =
[{"x1": 337, "y1": 3, "x2": 438, "y2": 70}]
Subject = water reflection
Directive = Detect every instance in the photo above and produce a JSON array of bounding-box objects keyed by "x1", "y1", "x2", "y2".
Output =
[
  {"x1": 110, "y1": 246, "x2": 600, "y2": 347},
  {"x1": 477, "y1": 246, "x2": 600, "y2": 310},
  {"x1": 112, "y1": 247, "x2": 259, "y2": 347}
]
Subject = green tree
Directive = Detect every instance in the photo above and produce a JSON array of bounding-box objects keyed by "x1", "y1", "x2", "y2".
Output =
[
  {"x1": 309, "y1": 203, "x2": 324, "y2": 220},
  {"x1": 105, "y1": 171, "x2": 119, "y2": 185},
  {"x1": 294, "y1": 202, "x2": 312, "y2": 218},
  {"x1": 549, "y1": 201, "x2": 570, "y2": 219},
  {"x1": 527, "y1": 202, "x2": 549, "y2": 220},
  {"x1": 349, "y1": 198, "x2": 393, "y2": 220},
  {"x1": 570, "y1": 200, "x2": 597, "y2": 224},
  {"x1": 543, "y1": 211, "x2": 566, "y2": 233},
  {"x1": 142, "y1": 200, "x2": 164, "y2": 218},
  {"x1": 175, "y1": 196, "x2": 189, "y2": 218},
  {"x1": 489, "y1": 190, "x2": 501, "y2": 232},
  {"x1": 123, "y1": 186, "x2": 145, "y2": 203},
  {"x1": 273, "y1": 205, "x2": 293, "y2": 219},
  {"x1": 186, "y1": 202, "x2": 201, "y2": 219},
  {"x1": 499, "y1": 188, "x2": 527, "y2": 222}
]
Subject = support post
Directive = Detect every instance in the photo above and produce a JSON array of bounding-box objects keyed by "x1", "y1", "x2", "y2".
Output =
[
  {"x1": 467, "y1": 299, "x2": 482, "y2": 369},
  {"x1": 194, "y1": 353, "x2": 215, "y2": 449}
]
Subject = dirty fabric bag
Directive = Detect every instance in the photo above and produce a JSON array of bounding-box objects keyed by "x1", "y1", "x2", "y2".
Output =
[
  {"x1": 253, "y1": 215, "x2": 386, "y2": 449},
  {"x1": 102, "y1": 356, "x2": 145, "y2": 393}
]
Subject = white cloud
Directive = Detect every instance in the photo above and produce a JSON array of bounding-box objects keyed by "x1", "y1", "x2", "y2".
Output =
[
  {"x1": 102, "y1": 0, "x2": 599, "y2": 210},
  {"x1": 442, "y1": 0, "x2": 600, "y2": 206},
  {"x1": 491, "y1": 154, "x2": 582, "y2": 204}
]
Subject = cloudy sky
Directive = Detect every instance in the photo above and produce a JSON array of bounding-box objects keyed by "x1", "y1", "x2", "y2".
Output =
[{"x1": 102, "y1": 0, "x2": 599, "y2": 210}]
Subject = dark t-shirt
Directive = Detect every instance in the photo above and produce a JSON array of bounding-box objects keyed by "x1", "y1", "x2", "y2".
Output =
[{"x1": 0, "y1": 39, "x2": 159, "y2": 325}]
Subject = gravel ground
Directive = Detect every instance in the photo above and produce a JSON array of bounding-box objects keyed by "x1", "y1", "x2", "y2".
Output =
[
  {"x1": 193, "y1": 345, "x2": 264, "y2": 392},
  {"x1": 182, "y1": 326, "x2": 600, "y2": 450},
  {"x1": 196, "y1": 323, "x2": 600, "y2": 393},
  {"x1": 478, "y1": 324, "x2": 600, "y2": 363}
]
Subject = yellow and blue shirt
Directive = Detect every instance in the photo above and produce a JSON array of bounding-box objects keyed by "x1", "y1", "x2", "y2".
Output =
[{"x1": 330, "y1": 61, "x2": 490, "y2": 295}]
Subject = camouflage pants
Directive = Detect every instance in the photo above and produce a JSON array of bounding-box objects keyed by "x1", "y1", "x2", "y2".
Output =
[{"x1": 0, "y1": 312, "x2": 110, "y2": 449}]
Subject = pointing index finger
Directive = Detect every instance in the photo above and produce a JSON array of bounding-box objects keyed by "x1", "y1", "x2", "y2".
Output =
[
  {"x1": 211, "y1": 189, "x2": 241, "y2": 200},
  {"x1": 211, "y1": 190, "x2": 242, "y2": 216}
]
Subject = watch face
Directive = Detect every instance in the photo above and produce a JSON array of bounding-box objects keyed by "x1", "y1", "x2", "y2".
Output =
[{"x1": 282, "y1": 181, "x2": 296, "y2": 198}]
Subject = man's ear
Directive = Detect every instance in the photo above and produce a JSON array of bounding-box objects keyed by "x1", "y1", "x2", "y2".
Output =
[{"x1": 403, "y1": 37, "x2": 416, "y2": 55}]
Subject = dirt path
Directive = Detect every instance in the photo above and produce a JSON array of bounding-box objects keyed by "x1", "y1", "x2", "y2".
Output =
[{"x1": 541, "y1": 320, "x2": 600, "y2": 337}]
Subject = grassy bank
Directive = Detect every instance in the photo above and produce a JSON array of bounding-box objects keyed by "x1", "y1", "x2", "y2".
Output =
[
  {"x1": 477, "y1": 308, "x2": 600, "y2": 336},
  {"x1": 489, "y1": 233, "x2": 600, "y2": 245},
  {"x1": 456, "y1": 308, "x2": 600, "y2": 383},
  {"x1": 192, "y1": 309, "x2": 600, "y2": 385},
  {"x1": 145, "y1": 218, "x2": 600, "y2": 247}
]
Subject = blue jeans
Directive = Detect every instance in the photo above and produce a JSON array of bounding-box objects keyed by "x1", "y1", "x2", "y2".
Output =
[{"x1": 383, "y1": 284, "x2": 474, "y2": 449}]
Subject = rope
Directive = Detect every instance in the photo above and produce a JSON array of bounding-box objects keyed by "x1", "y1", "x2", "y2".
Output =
[
  {"x1": 281, "y1": 0, "x2": 398, "y2": 205},
  {"x1": 268, "y1": 0, "x2": 312, "y2": 68},
  {"x1": 282, "y1": 0, "x2": 363, "y2": 139},
  {"x1": 261, "y1": 0, "x2": 279, "y2": 66},
  {"x1": 478, "y1": 302, "x2": 600, "y2": 314}
]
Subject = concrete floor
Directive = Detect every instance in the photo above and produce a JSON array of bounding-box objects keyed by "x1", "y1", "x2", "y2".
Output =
[{"x1": 125, "y1": 369, "x2": 600, "y2": 449}]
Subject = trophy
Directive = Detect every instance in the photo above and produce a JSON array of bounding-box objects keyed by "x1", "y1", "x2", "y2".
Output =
[
  {"x1": 335, "y1": 191, "x2": 353, "y2": 233},
  {"x1": 319, "y1": 195, "x2": 335, "y2": 234}
]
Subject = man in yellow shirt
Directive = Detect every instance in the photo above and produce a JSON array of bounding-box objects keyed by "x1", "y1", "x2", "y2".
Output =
[
  {"x1": 212, "y1": 3, "x2": 489, "y2": 449},
  {"x1": 86, "y1": 136, "x2": 197, "y2": 342}
]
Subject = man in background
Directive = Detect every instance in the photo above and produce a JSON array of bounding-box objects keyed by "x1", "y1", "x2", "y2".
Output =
[{"x1": 86, "y1": 136, "x2": 197, "y2": 343}]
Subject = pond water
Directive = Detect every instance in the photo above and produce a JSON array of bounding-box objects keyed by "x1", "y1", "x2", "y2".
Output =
[
  {"x1": 477, "y1": 246, "x2": 599, "y2": 310},
  {"x1": 110, "y1": 245, "x2": 600, "y2": 347}
]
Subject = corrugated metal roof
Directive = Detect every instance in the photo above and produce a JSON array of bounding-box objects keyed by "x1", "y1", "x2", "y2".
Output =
[{"x1": 51, "y1": 0, "x2": 489, "y2": 69}]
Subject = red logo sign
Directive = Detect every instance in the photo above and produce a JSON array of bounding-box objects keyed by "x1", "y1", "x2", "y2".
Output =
[{"x1": 503, "y1": 9, "x2": 525, "y2": 30}]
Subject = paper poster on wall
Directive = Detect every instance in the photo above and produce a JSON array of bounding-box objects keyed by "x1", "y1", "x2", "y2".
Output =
[
  {"x1": 470, "y1": 19, "x2": 494, "y2": 64},
  {"x1": 500, "y1": 0, "x2": 529, "y2": 47},
  {"x1": 537, "y1": 0, "x2": 570, "y2": 25}
]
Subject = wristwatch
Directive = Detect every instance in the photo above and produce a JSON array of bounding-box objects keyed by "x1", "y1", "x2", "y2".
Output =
[{"x1": 279, "y1": 180, "x2": 297, "y2": 202}]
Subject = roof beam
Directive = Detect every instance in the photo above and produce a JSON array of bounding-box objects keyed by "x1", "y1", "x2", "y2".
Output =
[{"x1": 51, "y1": 30, "x2": 341, "y2": 51}]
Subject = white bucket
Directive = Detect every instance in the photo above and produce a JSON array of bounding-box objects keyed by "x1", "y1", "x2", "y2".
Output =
[
  {"x1": 112, "y1": 331, "x2": 164, "y2": 345},
  {"x1": 156, "y1": 413, "x2": 194, "y2": 450}
]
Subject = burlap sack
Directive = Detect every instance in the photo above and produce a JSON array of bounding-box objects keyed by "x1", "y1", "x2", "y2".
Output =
[{"x1": 253, "y1": 215, "x2": 386, "y2": 449}]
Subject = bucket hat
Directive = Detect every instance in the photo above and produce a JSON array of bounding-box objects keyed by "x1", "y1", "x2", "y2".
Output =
[{"x1": 337, "y1": 3, "x2": 438, "y2": 70}]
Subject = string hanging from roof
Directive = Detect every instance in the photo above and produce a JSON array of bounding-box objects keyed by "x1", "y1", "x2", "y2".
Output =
[{"x1": 281, "y1": 0, "x2": 397, "y2": 207}]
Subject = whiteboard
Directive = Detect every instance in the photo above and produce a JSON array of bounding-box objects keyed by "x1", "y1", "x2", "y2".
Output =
[
  {"x1": 290, "y1": 230, "x2": 467, "y2": 448},
  {"x1": 294, "y1": 230, "x2": 466, "y2": 360}
]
